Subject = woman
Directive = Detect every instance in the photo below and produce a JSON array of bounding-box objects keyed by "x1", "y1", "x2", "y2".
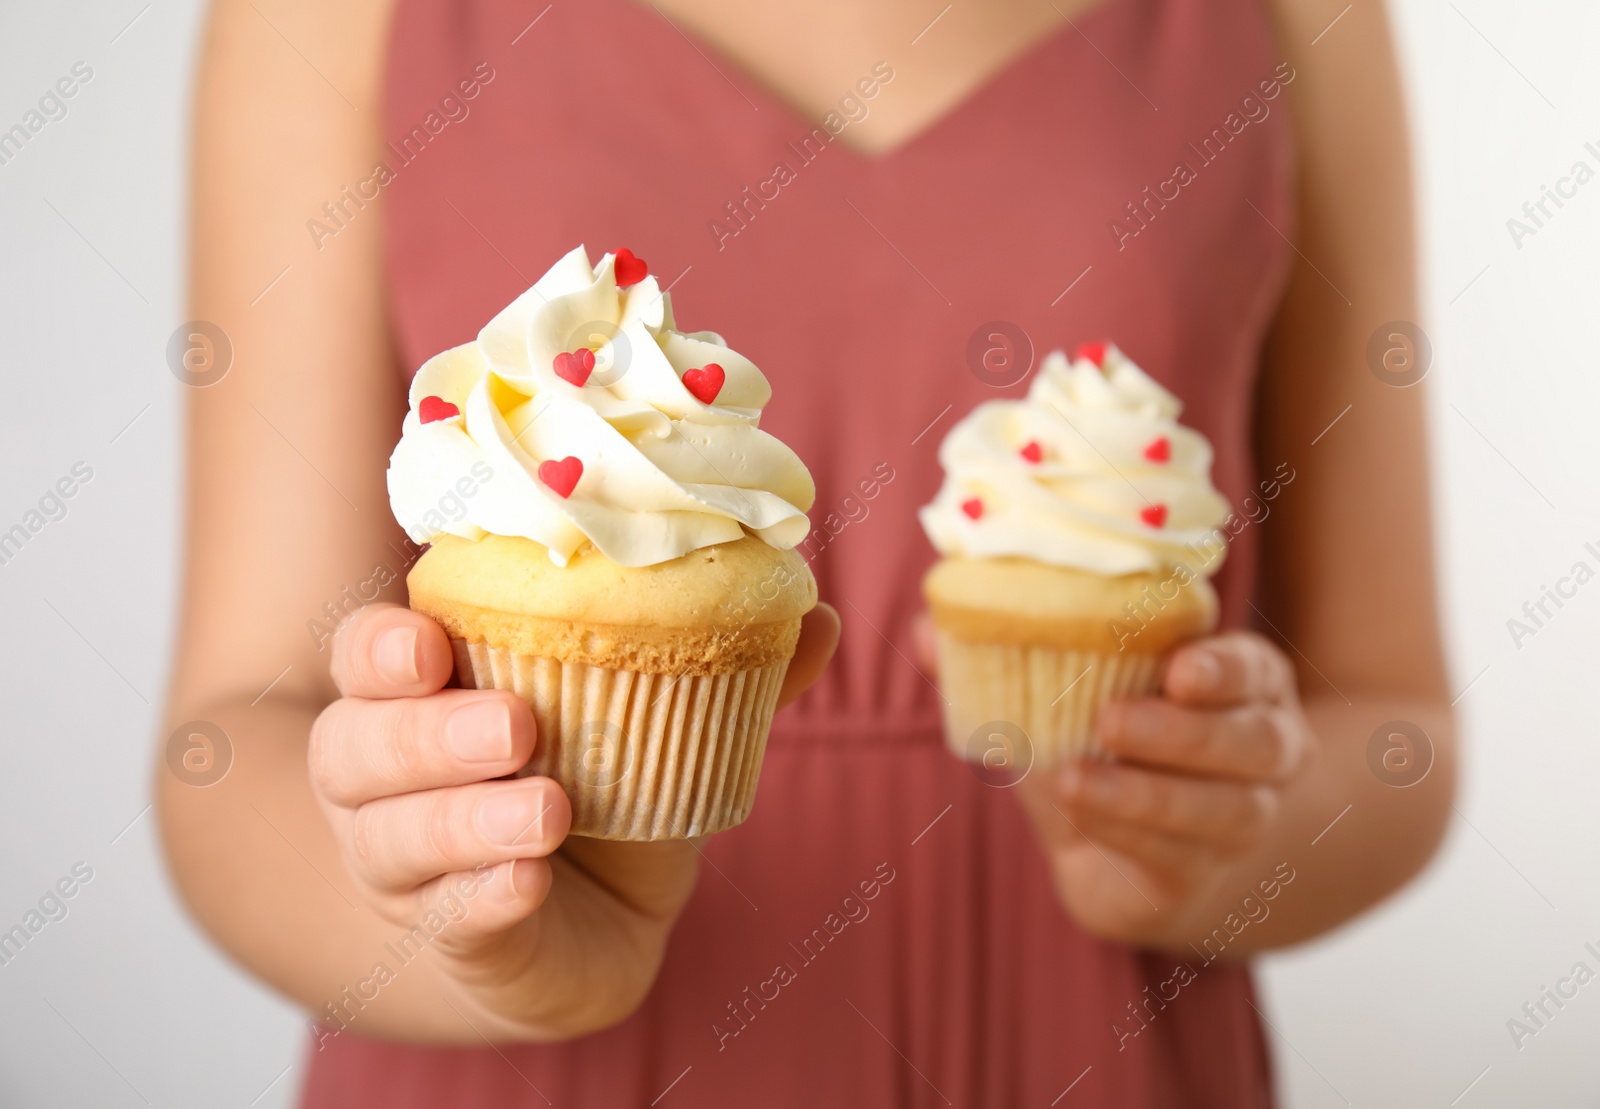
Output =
[{"x1": 160, "y1": 0, "x2": 1454, "y2": 1103}]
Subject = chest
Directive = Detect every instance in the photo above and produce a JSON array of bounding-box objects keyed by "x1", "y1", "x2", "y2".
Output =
[{"x1": 636, "y1": 0, "x2": 1098, "y2": 156}]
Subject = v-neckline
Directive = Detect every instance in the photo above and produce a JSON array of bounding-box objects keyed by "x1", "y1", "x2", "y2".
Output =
[{"x1": 618, "y1": 0, "x2": 1123, "y2": 161}]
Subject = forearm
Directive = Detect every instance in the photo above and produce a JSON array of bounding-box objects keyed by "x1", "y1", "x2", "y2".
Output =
[
  {"x1": 158, "y1": 692, "x2": 507, "y2": 1045},
  {"x1": 1158, "y1": 690, "x2": 1455, "y2": 956}
]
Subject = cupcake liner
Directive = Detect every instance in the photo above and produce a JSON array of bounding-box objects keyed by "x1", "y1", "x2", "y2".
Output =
[
  {"x1": 932, "y1": 631, "x2": 1163, "y2": 771},
  {"x1": 452, "y1": 640, "x2": 787, "y2": 840}
]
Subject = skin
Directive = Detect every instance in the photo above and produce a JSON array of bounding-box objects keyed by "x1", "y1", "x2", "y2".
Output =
[{"x1": 161, "y1": 0, "x2": 1450, "y2": 1046}]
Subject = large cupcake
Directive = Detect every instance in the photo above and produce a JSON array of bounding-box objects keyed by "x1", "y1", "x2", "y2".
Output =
[
  {"x1": 919, "y1": 342, "x2": 1230, "y2": 770},
  {"x1": 388, "y1": 246, "x2": 817, "y2": 840}
]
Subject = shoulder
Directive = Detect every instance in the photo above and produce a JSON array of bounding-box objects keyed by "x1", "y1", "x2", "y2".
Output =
[
  {"x1": 1259, "y1": 0, "x2": 1410, "y2": 160},
  {"x1": 190, "y1": 0, "x2": 404, "y2": 303},
  {"x1": 196, "y1": 0, "x2": 400, "y2": 131}
]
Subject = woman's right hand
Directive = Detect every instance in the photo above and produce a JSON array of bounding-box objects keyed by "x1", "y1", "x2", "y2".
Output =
[
  {"x1": 309, "y1": 603, "x2": 702, "y2": 1040},
  {"x1": 310, "y1": 599, "x2": 840, "y2": 1040}
]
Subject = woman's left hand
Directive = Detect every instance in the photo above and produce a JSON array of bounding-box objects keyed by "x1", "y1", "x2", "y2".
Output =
[{"x1": 1015, "y1": 631, "x2": 1315, "y2": 948}]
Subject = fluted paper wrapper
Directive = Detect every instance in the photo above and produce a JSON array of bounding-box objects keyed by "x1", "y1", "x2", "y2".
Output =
[
  {"x1": 453, "y1": 640, "x2": 787, "y2": 841},
  {"x1": 932, "y1": 632, "x2": 1163, "y2": 768}
]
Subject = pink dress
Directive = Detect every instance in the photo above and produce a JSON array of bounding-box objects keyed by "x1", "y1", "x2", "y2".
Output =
[{"x1": 302, "y1": 0, "x2": 1294, "y2": 1103}]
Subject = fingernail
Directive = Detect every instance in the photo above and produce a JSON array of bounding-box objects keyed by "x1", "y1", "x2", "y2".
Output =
[
  {"x1": 1186, "y1": 651, "x2": 1220, "y2": 691},
  {"x1": 485, "y1": 860, "x2": 515, "y2": 900},
  {"x1": 375, "y1": 626, "x2": 421, "y2": 685},
  {"x1": 476, "y1": 787, "x2": 547, "y2": 846},
  {"x1": 510, "y1": 858, "x2": 538, "y2": 897},
  {"x1": 446, "y1": 699, "x2": 514, "y2": 764}
]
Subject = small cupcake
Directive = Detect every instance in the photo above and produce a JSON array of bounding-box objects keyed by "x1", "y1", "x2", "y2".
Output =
[
  {"x1": 388, "y1": 246, "x2": 816, "y2": 840},
  {"x1": 919, "y1": 343, "x2": 1230, "y2": 770}
]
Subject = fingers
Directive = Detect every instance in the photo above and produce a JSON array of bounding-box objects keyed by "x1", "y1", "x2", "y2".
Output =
[
  {"x1": 311, "y1": 689, "x2": 536, "y2": 807},
  {"x1": 1055, "y1": 810, "x2": 1220, "y2": 878},
  {"x1": 347, "y1": 777, "x2": 571, "y2": 892},
  {"x1": 777, "y1": 602, "x2": 840, "y2": 709},
  {"x1": 401, "y1": 859, "x2": 555, "y2": 946},
  {"x1": 1098, "y1": 698, "x2": 1308, "y2": 783},
  {"x1": 330, "y1": 603, "x2": 457, "y2": 699},
  {"x1": 1164, "y1": 631, "x2": 1296, "y2": 708},
  {"x1": 1059, "y1": 761, "x2": 1277, "y2": 855}
]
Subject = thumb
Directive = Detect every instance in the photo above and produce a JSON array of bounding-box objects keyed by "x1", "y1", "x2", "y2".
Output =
[{"x1": 777, "y1": 602, "x2": 840, "y2": 709}]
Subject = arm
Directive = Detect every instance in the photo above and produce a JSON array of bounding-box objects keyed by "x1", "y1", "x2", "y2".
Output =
[
  {"x1": 161, "y1": 0, "x2": 447, "y2": 1034},
  {"x1": 1014, "y1": 0, "x2": 1454, "y2": 952},
  {"x1": 1208, "y1": 0, "x2": 1453, "y2": 949},
  {"x1": 160, "y1": 0, "x2": 838, "y2": 1041}
]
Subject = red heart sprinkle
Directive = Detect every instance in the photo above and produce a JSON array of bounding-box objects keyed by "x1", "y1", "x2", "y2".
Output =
[
  {"x1": 1074, "y1": 341, "x2": 1109, "y2": 367},
  {"x1": 613, "y1": 248, "x2": 648, "y2": 288},
  {"x1": 419, "y1": 395, "x2": 459, "y2": 423},
  {"x1": 553, "y1": 348, "x2": 596, "y2": 387},
  {"x1": 682, "y1": 363, "x2": 725, "y2": 405},
  {"x1": 1019, "y1": 440, "x2": 1043, "y2": 464},
  {"x1": 961, "y1": 498, "x2": 984, "y2": 520},
  {"x1": 538, "y1": 456, "x2": 584, "y2": 498},
  {"x1": 1143, "y1": 437, "x2": 1171, "y2": 463},
  {"x1": 1140, "y1": 504, "x2": 1168, "y2": 528}
]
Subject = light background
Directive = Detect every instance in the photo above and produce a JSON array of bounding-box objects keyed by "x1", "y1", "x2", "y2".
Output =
[{"x1": 0, "y1": 2, "x2": 1594, "y2": 1106}]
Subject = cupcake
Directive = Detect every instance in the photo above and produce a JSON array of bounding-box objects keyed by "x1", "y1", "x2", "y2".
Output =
[
  {"x1": 387, "y1": 246, "x2": 817, "y2": 840},
  {"x1": 918, "y1": 342, "x2": 1230, "y2": 770}
]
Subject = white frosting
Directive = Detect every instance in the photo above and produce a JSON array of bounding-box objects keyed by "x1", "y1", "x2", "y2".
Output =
[
  {"x1": 387, "y1": 246, "x2": 815, "y2": 567},
  {"x1": 919, "y1": 345, "x2": 1230, "y2": 576}
]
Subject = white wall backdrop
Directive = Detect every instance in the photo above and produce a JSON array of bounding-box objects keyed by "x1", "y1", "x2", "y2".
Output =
[{"x1": 0, "y1": 2, "x2": 1594, "y2": 1106}]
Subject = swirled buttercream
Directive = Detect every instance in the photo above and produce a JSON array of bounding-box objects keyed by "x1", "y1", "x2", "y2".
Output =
[
  {"x1": 387, "y1": 246, "x2": 815, "y2": 567},
  {"x1": 919, "y1": 344, "x2": 1230, "y2": 575}
]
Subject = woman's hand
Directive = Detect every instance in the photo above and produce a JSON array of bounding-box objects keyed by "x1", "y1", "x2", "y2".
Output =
[
  {"x1": 309, "y1": 601, "x2": 838, "y2": 1040},
  {"x1": 914, "y1": 615, "x2": 1315, "y2": 949},
  {"x1": 1015, "y1": 631, "x2": 1314, "y2": 948}
]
